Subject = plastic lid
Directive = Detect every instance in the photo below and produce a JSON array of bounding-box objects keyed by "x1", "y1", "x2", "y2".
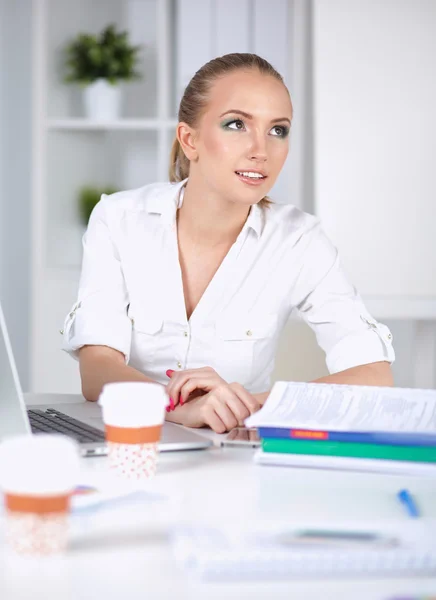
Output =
[
  {"x1": 0, "y1": 434, "x2": 80, "y2": 496},
  {"x1": 98, "y1": 382, "x2": 168, "y2": 428}
]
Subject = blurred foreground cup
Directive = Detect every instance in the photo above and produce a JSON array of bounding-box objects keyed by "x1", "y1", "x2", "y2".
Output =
[
  {"x1": 0, "y1": 435, "x2": 80, "y2": 556},
  {"x1": 99, "y1": 382, "x2": 167, "y2": 480}
]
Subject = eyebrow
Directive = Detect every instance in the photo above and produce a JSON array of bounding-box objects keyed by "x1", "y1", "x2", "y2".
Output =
[{"x1": 219, "y1": 109, "x2": 291, "y2": 126}]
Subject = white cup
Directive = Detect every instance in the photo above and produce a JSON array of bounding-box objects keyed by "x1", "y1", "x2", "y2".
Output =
[
  {"x1": 99, "y1": 382, "x2": 168, "y2": 480},
  {"x1": 0, "y1": 434, "x2": 80, "y2": 555}
]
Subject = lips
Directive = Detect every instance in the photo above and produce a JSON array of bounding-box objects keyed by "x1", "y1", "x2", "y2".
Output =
[
  {"x1": 235, "y1": 171, "x2": 268, "y2": 186},
  {"x1": 235, "y1": 170, "x2": 267, "y2": 179}
]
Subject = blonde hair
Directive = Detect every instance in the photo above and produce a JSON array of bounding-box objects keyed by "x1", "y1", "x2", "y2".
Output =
[{"x1": 169, "y1": 53, "x2": 290, "y2": 208}]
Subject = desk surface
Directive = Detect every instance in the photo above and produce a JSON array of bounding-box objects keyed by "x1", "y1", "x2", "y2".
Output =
[{"x1": 1, "y1": 394, "x2": 436, "y2": 600}]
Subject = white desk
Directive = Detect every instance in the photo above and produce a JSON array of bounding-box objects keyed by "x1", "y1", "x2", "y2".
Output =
[{"x1": 1, "y1": 394, "x2": 436, "y2": 600}]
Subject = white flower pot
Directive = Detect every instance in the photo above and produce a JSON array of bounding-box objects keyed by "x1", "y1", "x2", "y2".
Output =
[{"x1": 83, "y1": 79, "x2": 121, "y2": 121}]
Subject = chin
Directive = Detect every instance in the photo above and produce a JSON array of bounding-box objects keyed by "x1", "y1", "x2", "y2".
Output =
[
  {"x1": 224, "y1": 183, "x2": 269, "y2": 206},
  {"x1": 228, "y1": 193, "x2": 263, "y2": 207}
]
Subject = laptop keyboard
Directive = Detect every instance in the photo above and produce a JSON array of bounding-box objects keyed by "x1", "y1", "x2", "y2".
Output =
[{"x1": 28, "y1": 408, "x2": 105, "y2": 444}]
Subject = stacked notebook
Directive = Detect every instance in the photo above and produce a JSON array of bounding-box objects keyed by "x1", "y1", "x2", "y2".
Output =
[{"x1": 245, "y1": 382, "x2": 436, "y2": 475}]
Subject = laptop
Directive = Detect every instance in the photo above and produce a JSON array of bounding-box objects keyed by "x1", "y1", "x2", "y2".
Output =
[{"x1": 0, "y1": 302, "x2": 212, "y2": 456}]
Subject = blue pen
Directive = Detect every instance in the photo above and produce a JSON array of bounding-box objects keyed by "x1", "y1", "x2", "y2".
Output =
[{"x1": 397, "y1": 489, "x2": 420, "y2": 518}]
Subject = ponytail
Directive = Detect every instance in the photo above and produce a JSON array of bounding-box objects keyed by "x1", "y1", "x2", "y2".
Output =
[{"x1": 169, "y1": 136, "x2": 190, "y2": 182}]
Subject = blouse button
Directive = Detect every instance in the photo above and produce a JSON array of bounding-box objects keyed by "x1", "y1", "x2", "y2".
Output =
[
  {"x1": 177, "y1": 361, "x2": 182, "y2": 369},
  {"x1": 246, "y1": 330, "x2": 253, "y2": 337},
  {"x1": 183, "y1": 331, "x2": 188, "y2": 337},
  {"x1": 59, "y1": 329, "x2": 64, "y2": 335}
]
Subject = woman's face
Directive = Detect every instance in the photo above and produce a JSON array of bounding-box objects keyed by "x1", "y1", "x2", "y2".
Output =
[{"x1": 191, "y1": 69, "x2": 293, "y2": 205}]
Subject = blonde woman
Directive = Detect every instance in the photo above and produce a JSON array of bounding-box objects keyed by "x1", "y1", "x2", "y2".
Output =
[{"x1": 62, "y1": 53, "x2": 395, "y2": 434}]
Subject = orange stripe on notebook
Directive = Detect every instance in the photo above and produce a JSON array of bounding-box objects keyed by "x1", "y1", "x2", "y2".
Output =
[{"x1": 290, "y1": 430, "x2": 329, "y2": 440}]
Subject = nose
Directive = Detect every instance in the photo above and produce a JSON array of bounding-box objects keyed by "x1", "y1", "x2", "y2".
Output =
[{"x1": 248, "y1": 131, "x2": 267, "y2": 162}]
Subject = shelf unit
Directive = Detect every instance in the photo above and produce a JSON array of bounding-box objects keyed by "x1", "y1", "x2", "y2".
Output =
[
  {"x1": 46, "y1": 119, "x2": 179, "y2": 130},
  {"x1": 31, "y1": 0, "x2": 179, "y2": 392},
  {"x1": 30, "y1": 0, "x2": 303, "y2": 392}
]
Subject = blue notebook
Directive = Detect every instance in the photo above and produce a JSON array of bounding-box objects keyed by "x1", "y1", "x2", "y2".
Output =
[
  {"x1": 258, "y1": 427, "x2": 436, "y2": 447},
  {"x1": 246, "y1": 382, "x2": 436, "y2": 445}
]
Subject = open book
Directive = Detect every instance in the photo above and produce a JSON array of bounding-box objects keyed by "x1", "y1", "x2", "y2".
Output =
[{"x1": 245, "y1": 382, "x2": 436, "y2": 474}]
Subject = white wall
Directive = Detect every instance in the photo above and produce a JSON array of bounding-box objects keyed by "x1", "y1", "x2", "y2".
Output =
[
  {"x1": 0, "y1": 1, "x2": 3, "y2": 295},
  {"x1": 312, "y1": 0, "x2": 436, "y2": 301},
  {"x1": 0, "y1": 0, "x2": 32, "y2": 389},
  {"x1": 0, "y1": 0, "x2": 433, "y2": 392},
  {"x1": 309, "y1": 0, "x2": 436, "y2": 388}
]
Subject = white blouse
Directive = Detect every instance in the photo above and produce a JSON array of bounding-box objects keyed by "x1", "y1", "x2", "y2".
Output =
[{"x1": 62, "y1": 179, "x2": 395, "y2": 394}]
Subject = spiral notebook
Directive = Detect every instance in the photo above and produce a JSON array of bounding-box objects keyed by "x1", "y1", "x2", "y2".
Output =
[{"x1": 172, "y1": 521, "x2": 436, "y2": 580}]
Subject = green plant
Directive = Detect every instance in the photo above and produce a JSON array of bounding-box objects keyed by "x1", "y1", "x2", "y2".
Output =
[
  {"x1": 65, "y1": 24, "x2": 142, "y2": 85},
  {"x1": 78, "y1": 186, "x2": 118, "y2": 225}
]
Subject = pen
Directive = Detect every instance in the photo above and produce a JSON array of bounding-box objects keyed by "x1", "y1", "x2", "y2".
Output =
[{"x1": 397, "y1": 489, "x2": 420, "y2": 518}]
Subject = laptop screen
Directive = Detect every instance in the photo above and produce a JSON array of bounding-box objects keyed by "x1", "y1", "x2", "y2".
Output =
[{"x1": 0, "y1": 301, "x2": 30, "y2": 440}]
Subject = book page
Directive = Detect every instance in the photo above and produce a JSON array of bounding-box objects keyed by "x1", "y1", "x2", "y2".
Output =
[{"x1": 246, "y1": 383, "x2": 436, "y2": 433}]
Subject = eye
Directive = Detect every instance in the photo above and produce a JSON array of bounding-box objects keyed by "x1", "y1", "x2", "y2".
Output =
[
  {"x1": 270, "y1": 125, "x2": 290, "y2": 138},
  {"x1": 224, "y1": 119, "x2": 245, "y2": 131}
]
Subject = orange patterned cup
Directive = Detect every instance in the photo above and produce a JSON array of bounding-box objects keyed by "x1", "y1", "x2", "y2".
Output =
[
  {"x1": 0, "y1": 435, "x2": 80, "y2": 556},
  {"x1": 99, "y1": 382, "x2": 168, "y2": 480}
]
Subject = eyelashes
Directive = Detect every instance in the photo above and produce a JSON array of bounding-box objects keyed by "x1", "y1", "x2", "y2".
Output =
[{"x1": 222, "y1": 118, "x2": 290, "y2": 139}]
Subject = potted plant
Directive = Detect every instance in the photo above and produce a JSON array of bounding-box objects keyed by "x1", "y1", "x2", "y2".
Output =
[
  {"x1": 64, "y1": 24, "x2": 142, "y2": 120},
  {"x1": 78, "y1": 185, "x2": 119, "y2": 226}
]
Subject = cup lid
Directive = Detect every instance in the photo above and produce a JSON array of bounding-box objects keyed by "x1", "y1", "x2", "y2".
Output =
[
  {"x1": 0, "y1": 434, "x2": 80, "y2": 496},
  {"x1": 98, "y1": 382, "x2": 168, "y2": 428}
]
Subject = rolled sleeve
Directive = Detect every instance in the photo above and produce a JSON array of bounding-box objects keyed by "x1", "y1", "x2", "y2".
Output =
[
  {"x1": 61, "y1": 195, "x2": 132, "y2": 362},
  {"x1": 290, "y1": 222, "x2": 395, "y2": 374}
]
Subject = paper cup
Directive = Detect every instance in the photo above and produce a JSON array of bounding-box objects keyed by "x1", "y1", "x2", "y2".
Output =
[
  {"x1": 0, "y1": 435, "x2": 80, "y2": 556},
  {"x1": 99, "y1": 382, "x2": 168, "y2": 480}
]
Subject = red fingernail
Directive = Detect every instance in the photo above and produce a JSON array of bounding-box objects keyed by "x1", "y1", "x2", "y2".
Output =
[
  {"x1": 165, "y1": 406, "x2": 170, "y2": 413},
  {"x1": 169, "y1": 397, "x2": 175, "y2": 410},
  {"x1": 166, "y1": 369, "x2": 174, "y2": 377},
  {"x1": 179, "y1": 397, "x2": 184, "y2": 406}
]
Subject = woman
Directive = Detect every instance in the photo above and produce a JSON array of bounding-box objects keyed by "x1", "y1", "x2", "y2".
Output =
[{"x1": 62, "y1": 53, "x2": 395, "y2": 434}]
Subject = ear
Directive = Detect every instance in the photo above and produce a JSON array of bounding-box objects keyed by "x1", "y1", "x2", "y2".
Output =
[{"x1": 177, "y1": 122, "x2": 198, "y2": 162}]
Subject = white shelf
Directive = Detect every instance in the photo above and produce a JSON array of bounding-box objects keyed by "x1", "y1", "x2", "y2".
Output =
[{"x1": 47, "y1": 118, "x2": 178, "y2": 131}]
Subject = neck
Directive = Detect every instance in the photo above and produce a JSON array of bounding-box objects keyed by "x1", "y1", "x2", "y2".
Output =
[{"x1": 177, "y1": 177, "x2": 250, "y2": 247}]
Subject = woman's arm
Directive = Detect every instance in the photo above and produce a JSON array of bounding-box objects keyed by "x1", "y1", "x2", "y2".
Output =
[
  {"x1": 79, "y1": 345, "x2": 156, "y2": 402},
  {"x1": 310, "y1": 360, "x2": 394, "y2": 386},
  {"x1": 252, "y1": 360, "x2": 394, "y2": 407}
]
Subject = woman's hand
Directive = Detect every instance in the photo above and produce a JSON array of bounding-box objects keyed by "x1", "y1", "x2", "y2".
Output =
[
  {"x1": 165, "y1": 366, "x2": 228, "y2": 411},
  {"x1": 165, "y1": 381, "x2": 262, "y2": 433}
]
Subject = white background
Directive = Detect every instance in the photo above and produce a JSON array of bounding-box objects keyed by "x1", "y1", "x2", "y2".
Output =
[{"x1": 0, "y1": 0, "x2": 435, "y2": 393}]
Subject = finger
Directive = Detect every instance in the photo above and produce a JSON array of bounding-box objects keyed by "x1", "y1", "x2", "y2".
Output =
[
  {"x1": 213, "y1": 386, "x2": 251, "y2": 426},
  {"x1": 224, "y1": 395, "x2": 250, "y2": 427},
  {"x1": 229, "y1": 383, "x2": 261, "y2": 416},
  {"x1": 211, "y1": 396, "x2": 239, "y2": 432},
  {"x1": 178, "y1": 376, "x2": 224, "y2": 405},
  {"x1": 165, "y1": 371, "x2": 193, "y2": 407},
  {"x1": 166, "y1": 369, "x2": 220, "y2": 407},
  {"x1": 202, "y1": 406, "x2": 228, "y2": 434}
]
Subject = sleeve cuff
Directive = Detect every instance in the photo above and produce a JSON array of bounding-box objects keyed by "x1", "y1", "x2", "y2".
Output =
[
  {"x1": 61, "y1": 306, "x2": 131, "y2": 364},
  {"x1": 326, "y1": 327, "x2": 395, "y2": 374}
]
